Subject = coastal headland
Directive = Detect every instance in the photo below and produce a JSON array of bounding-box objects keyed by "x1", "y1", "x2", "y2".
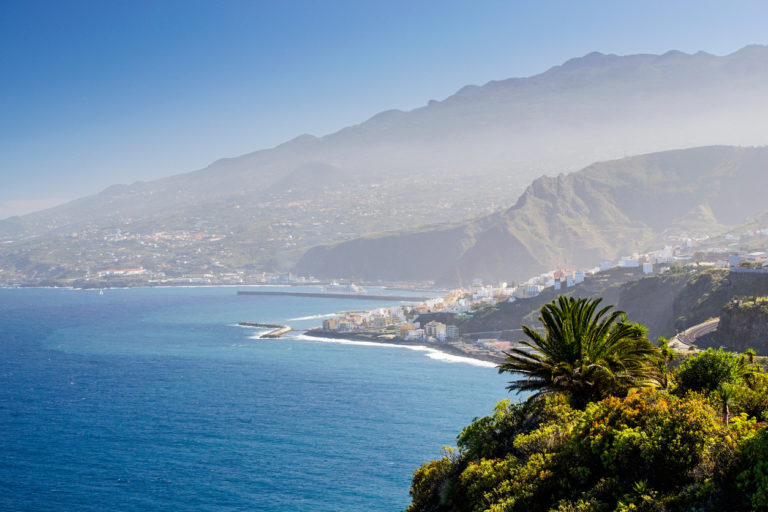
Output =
[
  {"x1": 303, "y1": 328, "x2": 506, "y2": 364},
  {"x1": 237, "y1": 290, "x2": 431, "y2": 301}
]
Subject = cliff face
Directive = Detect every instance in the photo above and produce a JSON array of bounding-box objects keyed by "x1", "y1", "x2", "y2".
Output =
[
  {"x1": 617, "y1": 270, "x2": 768, "y2": 341},
  {"x1": 716, "y1": 298, "x2": 768, "y2": 354},
  {"x1": 296, "y1": 146, "x2": 768, "y2": 284}
]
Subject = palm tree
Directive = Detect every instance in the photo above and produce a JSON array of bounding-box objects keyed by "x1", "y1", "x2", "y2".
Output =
[
  {"x1": 657, "y1": 336, "x2": 676, "y2": 390},
  {"x1": 738, "y1": 348, "x2": 760, "y2": 390},
  {"x1": 499, "y1": 296, "x2": 661, "y2": 408},
  {"x1": 716, "y1": 383, "x2": 737, "y2": 425}
]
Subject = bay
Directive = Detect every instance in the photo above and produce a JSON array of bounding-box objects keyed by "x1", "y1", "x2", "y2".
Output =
[{"x1": 0, "y1": 286, "x2": 512, "y2": 511}]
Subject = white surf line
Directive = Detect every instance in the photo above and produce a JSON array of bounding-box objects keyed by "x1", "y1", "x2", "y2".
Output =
[
  {"x1": 287, "y1": 313, "x2": 340, "y2": 321},
  {"x1": 292, "y1": 333, "x2": 497, "y2": 368},
  {"x1": 423, "y1": 350, "x2": 499, "y2": 367}
]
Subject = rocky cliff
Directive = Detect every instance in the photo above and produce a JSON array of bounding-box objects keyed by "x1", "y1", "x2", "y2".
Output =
[{"x1": 715, "y1": 297, "x2": 768, "y2": 353}]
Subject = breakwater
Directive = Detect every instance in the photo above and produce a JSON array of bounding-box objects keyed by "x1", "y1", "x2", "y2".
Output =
[
  {"x1": 238, "y1": 322, "x2": 293, "y2": 338},
  {"x1": 237, "y1": 290, "x2": 430, "y2": 301}
]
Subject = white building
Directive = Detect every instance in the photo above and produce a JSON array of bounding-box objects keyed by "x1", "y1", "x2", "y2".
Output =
[
  {"x1": 425, "y1": 321, "x2": 447, "y2": 342},
  {"x1": 425, "y1": 297, "x2": 445, "y2": 308},
  {"x1": 473, "y1": 286, "x2": 494, "y2": 301},
  {"x1": 526, "y1": 284, "x2": 545, "y2": 297},
  {"x1": 642, "y1": 262, "x2": 653, "y2": 274},
  {"x1": 599, "y1": 261, "x2": 615, "y2": 271},
  {"x1": 618, "y1": 257, "x2": 639, "y2": 268},
  {"x1": 649, "y1": 246, "x2": 675, "y2": 264}
]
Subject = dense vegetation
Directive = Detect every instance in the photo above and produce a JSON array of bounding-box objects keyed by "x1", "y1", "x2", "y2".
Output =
[{"x1": 405, "y1": 297, "x2": 768, "y2": 512}]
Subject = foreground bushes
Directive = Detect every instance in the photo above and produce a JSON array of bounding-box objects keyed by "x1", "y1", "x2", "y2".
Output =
[
  {"x1": 406, "y1": 389, "x2": 767, "y2": 512},
  {"x1": 406, "y1": 299, "x2": 768, "y2": 512}
]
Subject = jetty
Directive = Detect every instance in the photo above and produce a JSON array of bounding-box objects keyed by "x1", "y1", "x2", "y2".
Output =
[
  {"x1": 238, "y1": 322, "x2": 293, "y2": 338},
  {"x1": 237, "y1": 290, "x2": 430, "y2": 301}
]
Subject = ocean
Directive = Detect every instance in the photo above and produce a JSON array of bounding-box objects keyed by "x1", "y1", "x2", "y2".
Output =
[{"x1": 0, "y1": 286, "x2": 512, "y2": 511}]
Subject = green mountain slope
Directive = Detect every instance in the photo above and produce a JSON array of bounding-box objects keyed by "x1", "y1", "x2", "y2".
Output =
[{"x1": 295, "y1": 146, "x2": 768, "y2": 284}]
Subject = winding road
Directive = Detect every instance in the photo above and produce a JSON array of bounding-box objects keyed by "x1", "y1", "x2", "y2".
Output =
[{"x1": 669, "y1": 318, "x2": 719, "y2": 351}]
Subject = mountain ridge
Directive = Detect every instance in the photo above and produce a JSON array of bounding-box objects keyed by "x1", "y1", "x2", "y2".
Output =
[
  {"x1": 6, "y1": 44, "x2": 768, "y2": 229},
  {"x1": 294, "y1": 145, "x2": 768, "y2": 285},
  {"x1": 3, "y1": 46, "x2": 768, "y2": 284}
]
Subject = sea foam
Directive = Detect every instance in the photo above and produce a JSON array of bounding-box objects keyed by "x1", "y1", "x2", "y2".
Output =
[
  {"x1": 287, "y1": 313, "x2": 340, "y2": 321},
  {"x1": 293, "y1": 333, "x2": 497, "y2": 368}
]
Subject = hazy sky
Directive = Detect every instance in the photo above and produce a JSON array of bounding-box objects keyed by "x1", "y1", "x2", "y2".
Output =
[{"x1": 1, "y1": 0, "x2": 767, "y2": 218}]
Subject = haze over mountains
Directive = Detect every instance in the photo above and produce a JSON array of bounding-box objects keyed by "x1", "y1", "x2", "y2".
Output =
[
  {"x1": 2, "y1": 46, "x2": 768, "y2": 285},
  {"x1": 296, "y1": 146, "x2": 768, "y2": 284}
]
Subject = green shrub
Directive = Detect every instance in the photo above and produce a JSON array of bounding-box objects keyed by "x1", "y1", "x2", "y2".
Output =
[
  {"x1": 457, "y1": 395, "x2": 578, "y2": 462},
  {"x1": 675, "y1": 348, "x2": 742, "y2": 393},
  {"x1": 736, "y1": 429, "x2": 768, "y2": 510},
  {"x1": 456, "y1": 399, "x2": 524, "y2": 462},
  {"x1": 735, "y1": 380, "x2": 768, "y2": 420},
  {"x1": 406, "y1": 457, "x2": 455, "y2": 512},
  {"x1": 566, "y1": 391, "x2": 721, "y2": 493}
]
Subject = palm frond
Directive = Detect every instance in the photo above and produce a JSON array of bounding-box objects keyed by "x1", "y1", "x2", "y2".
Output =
[{"x1": 499, "y1": 296, "x2": 661, "y2": 407}]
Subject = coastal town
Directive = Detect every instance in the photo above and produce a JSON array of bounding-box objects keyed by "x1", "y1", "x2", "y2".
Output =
[
  {"x1": 0, "y1": 170, "x2": 514, "y2": 288},
  {"x1": 3, "y1": 217, "x2": 768, "y2": 365},
  {"x1": 305, "y1": 232, "x2": 768, "y2": 363}
]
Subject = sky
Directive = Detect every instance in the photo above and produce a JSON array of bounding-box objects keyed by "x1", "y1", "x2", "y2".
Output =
[{"x1": 1, "y1": 0, "x2": 768, "y2": 219}]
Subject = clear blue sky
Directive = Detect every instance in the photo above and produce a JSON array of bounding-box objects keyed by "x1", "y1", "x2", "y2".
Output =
[{"x1": 1, "y1": 0, "x2": 767, "y2": 218}]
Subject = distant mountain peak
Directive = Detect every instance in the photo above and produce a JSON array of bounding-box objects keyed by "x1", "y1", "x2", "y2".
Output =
[
  {"x1": 729, "y1": 44, "x2": 768, "y2": 58},
  {"x1": 367, "y1": 108, "x2": 407, "y2": 124},
  {"x1": 560, "y1": 50, "x2": 616, "y2": 69},
  {"x1": 276, "y1": 133, "x2": 318, "y2": 149},
  {"x1": 658, "y1": 49, "x2": 690, "y2": 61}
]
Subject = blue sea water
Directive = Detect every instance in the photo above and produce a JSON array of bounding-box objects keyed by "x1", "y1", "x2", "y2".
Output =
[{"x1": 0, "y1": 286, "x2": 512, "y2": 511}]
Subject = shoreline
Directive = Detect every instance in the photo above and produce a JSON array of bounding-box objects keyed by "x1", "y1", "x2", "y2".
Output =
[{"x1": 302, "y1": 329, "x2": 506, "y2": 365}]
